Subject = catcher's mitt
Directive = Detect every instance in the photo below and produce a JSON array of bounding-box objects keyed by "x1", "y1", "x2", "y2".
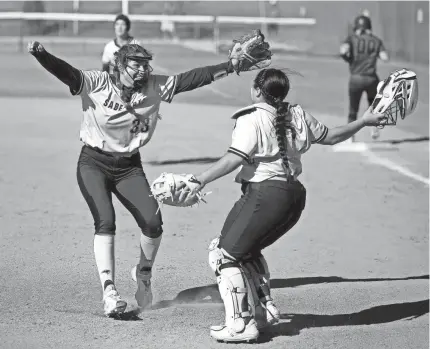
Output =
[
  {"x1": 150, "y1": 172, "x2": 210, "y2": 210},
  {"x1": 229, "y1": 29, "x2": 272, "y2": 75}
]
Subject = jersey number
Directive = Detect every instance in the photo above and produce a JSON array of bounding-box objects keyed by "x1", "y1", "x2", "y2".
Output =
[
  {"x1": 357, "y1": 38, "x2": 376, "y2": 54},
  {"x1": 130, "y1": 118, "x2": 149, "y2": 134}
]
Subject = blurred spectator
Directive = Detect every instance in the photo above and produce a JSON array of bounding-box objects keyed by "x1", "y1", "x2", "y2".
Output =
[
  {"x1": 299, "y1": 6, "x2": 307, "y2": 17},
  {"x1": 101, "y1": 14, "x2": 141, "y2": 73},
  {"x1": 175, "y1": 1, "x2": 185, "y2": 15},
  {"x1": 23, "y1": 1, "x2": 61, "y2": 35},
  {"x1": 161, "y1": 2, "x2": 177, "y2": 41},
  {"x1": 23, "y1": 1, "x2": 45, "y2": 35}
]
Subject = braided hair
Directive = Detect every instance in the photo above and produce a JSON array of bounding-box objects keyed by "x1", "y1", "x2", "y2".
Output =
[
  {"x1": 113, "y1": 44, "x2": 153, "y2": 104},
  {"x1": 254, "y1": 68, "x2": 292, "y2": 175}
]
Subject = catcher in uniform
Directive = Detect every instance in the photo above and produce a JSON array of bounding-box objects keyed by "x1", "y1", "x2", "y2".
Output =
[
  {"x1": 169, "y1": 68, "x2": 389, "y2": 342},
  {"x1": 102, "y1": 14, "x2": 140, "y2": 74},
  {"x1": 340, "y1": 15, "x2": 389, "y2": 141},
  {"x1": 27, "y1": 30, "x2": 272, "y2": 317}
]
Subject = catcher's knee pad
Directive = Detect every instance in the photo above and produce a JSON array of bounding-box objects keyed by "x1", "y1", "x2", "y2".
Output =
[
  {"x1": 208, "y1": 238, "x2": 253, "y2": 331},
  {"x1": 208, "y1": 237, "x2": 221, "y2": 273}
]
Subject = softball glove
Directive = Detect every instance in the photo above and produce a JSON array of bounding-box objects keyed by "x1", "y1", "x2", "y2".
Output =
[
  {"x1": 150, "y1": 172, "x2": 209, "y2": 209},
  {"x1": 229, "y1": 29, "x2": 272, "y2": 74}
]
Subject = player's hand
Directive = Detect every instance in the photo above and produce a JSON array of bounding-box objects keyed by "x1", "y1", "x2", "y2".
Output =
[
  {"x1": 362, "y1": 106, "x2": 386, "y2": 126},
  {"x1": 176, "y1": 177, "x2": 206, "y2": 205},
  {"x1": 27, "y1": 41, "x2": 45, "y2": 56}
]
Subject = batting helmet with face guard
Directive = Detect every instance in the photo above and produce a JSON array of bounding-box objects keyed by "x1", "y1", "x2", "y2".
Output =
[
  {"x1": 371, "y1": 69, "x2": 419, "y2": 126},
  {"x1": 114, "y1": 44, "x2": 152, "y2": 71},
  {"x1": 354, "y1": 15, "x2": 372, "y2": 31}
]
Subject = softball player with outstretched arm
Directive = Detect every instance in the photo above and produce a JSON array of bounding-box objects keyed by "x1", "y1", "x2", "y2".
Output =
[
  {"x1": 28, "y1": 41, "x2": 245, "y2": 317},
  {"x1": 340, "y1": 15, "x2": 389, "y2": 141},
  {"x1": 102, "y1": 14, "x2": 140, "y2": 74},
  {"x1": 182, "y1": 68, "x2": 388, "y2": 342}
]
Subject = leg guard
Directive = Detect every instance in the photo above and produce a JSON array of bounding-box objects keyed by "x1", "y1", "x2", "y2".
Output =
[
  {"x1": 242, "y1": 253, "x2": 280, "y2": 326},
  {"x1": 208, "y1": 238, "x2": 253, "y2": 332}
]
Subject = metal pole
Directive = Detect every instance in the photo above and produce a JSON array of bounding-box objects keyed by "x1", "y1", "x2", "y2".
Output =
[
  {"x1": 258, "y1": 1, "x2": 267, "y2": 34},
  {"x1": 411, "y1": 4, "x2": 416, "y2": 63},
  {"x1": 122, "y1": 0, "x2": 129, "y2": 15},
  {"x1": 213, "y1": 17, "x2": 219, "y2": 55},
  {"x1": 19, "y1": 16, "x2": 24, "y2": 54},
  {"x1": 73, "y1": 0, "x2": 79, "y2": 36}
]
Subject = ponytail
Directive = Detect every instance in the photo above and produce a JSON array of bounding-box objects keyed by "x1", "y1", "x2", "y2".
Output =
[
  {"x1": 254, "y1": 68, "x2": 293, "y2": 178},
  {"x1": 261, "y1": 92, "x2": 291, "y2": 175},
  {"x1": 274, "y1": 100, "x2": 291, "y2": 174}
]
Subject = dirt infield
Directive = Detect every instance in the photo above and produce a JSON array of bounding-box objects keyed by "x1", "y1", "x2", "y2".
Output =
[{"x1": 0, "y1": 46, "x2": 428, "y2": 349}]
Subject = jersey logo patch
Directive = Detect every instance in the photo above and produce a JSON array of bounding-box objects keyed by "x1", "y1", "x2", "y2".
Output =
[
  {"x1": 131, "y1": 94, "x2": 146, "y2": 107},
  {"x1": 103, "y1": 99, "x2": 125, "y2": 111}
]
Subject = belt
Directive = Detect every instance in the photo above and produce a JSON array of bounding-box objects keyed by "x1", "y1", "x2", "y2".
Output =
[
  {"x1": 84, "y1": 145, "x2": 138, "y2": 158},
  {"x1": 270, "y1": 174, "x2": 298, "y2": 183}
]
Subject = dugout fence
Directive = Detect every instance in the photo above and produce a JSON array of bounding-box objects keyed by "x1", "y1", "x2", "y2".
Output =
[{"x1": 0, "y1": 1, "x2": 427, "y2": 64}]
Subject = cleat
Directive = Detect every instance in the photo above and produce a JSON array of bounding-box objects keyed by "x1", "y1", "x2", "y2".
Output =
[
  {"x1": 210, "y1": 319, "x2": 259, "y2": 343},
  {"x1": 371, "y1": 127, "x2": 380, "y2": 140},
  {"x1": 103, "y1": 289, "x2": 127, "y2": 317},
  {"x1": 131, "y1": 265, "x2": 153, "y2": 310}
]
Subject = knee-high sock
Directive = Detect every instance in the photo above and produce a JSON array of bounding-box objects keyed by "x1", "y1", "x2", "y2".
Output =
[
  {"x1": 94, "y1": 233, "x2": 115, "y2": 292},
  {"x1": 139, "y1": 234, "x2": 162, "y2": 280}
]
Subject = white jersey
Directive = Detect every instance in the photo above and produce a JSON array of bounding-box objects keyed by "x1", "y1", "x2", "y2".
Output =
[
  {"x1": 73, "y1": 70, "x2": 177, "y2": 155},
  {"x1": 228, "y1": 103, "x2": 328, "y2": 182},
  {"x1": 101, "y1": 37, "x2": 141, "y2": 74}
]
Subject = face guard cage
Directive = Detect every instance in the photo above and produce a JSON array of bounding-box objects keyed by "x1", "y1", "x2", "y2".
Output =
[
  {"x1": 371, "y1": 69, "x2": 418, "y2": 128},
  {"x1": 372, "y1": 80, "x2": 406, "y2": 128}
]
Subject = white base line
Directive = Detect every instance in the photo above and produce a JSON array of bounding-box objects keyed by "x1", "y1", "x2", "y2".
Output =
[
  {"x1": 328, "y1": 120, "x2": 429, "y2": 187},
  {"x1": 363, "y1": 150, "x2": 430, "y2": 186}
]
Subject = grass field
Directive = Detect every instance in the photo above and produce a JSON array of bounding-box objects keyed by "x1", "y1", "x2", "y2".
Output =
[{"x1": 0, "y1": 42, "x2": 428, "y2": 349}]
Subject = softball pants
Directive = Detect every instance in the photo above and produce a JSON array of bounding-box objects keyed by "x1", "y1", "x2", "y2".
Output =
[
  {"x1": 76, "y1": 145, "x2": 163, "y2": 238},
  {"x1": 219, "y1": 179, "x2": 306, "y2": 260},
  {"x1": 348, "y1": 74, "x2": 379, "y2": 123}
]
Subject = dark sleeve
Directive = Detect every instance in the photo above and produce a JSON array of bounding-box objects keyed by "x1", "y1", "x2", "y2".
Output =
[
  {"x1": 340, "y1": 36, "x2": 353, "y2": 63},
  {"x1": 173, "y1": 61, "x2": 235, "y2": 95},
  {"x1": 32, "y1": 50, "x2": 82, "y2": 94},
  {"x1": 102, "y1": 63, "x2": 110, "y2": 73}
]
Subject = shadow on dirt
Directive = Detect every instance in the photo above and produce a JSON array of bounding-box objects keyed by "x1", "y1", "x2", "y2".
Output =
[
  {"x1": 152, "y1": 275, "x2": 429, "y2": 309},
  {"x1": 374, "y1": 136, "x2": 429, "y2": 145},
  {"x1": 257, "y1": 299, "x2": 429, "y2": 342},
  {"x1": 111, "y1": 307, "x2": 144, "y2": 321},
  {"x1": 270, "y1": 274, "x2": 429, "y2": 289},
  {"x1": 152, "y1": 284, "x2": 221, "y2": 309}
]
